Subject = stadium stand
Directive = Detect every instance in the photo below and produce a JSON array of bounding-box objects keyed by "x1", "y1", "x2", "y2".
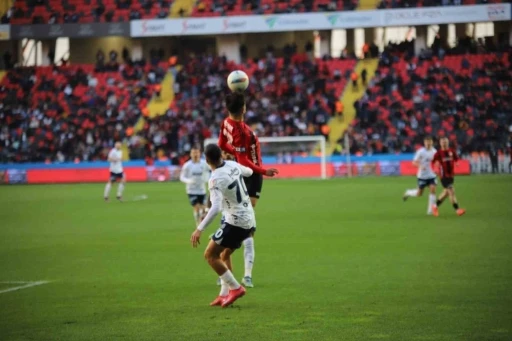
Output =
[
  {"x1": 0, "y1": 52, "x2": 357, "y2": 162},
  {"x1": 9, "y1": 0, "x2": 171, "y2": 24},
  {"x1": 7, "y1": 0, "x2": 362, "y2": 23},
  {"x1": 376, "y1": 0, "x2": 506, "y2": 9},
  {"x1": 348, "y1": 49, "x2": 512, "y2": 156},
  {"x1": 190, "y1": 0, "x2": 358, "y2": 17},
  {"x1": 7, "y1": 0, "x2": 508, "y2": 22},
  {"x1": 0, "y1": 55, "x2": 168, "y2": 162}
]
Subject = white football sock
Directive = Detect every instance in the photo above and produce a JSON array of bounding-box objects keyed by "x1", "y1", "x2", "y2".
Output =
[
  {"x1": 427, "y1": 194, "x2": 436, "y2": 214},
  {"x1": 117, "y1": 183, "x2": 124, "y2": 197},
  {"x1": 405, "y1": 189, "x2": 418, "y2": 197},
  {"x1": 243, "y1": 237, "x2": 254, "y2": 278},
  {"x1": 194, "y1": 211, "x2": 201, "y2": 226},
  {"x1": 104, "y1": 182, "x2": 111, "y2": 198},
  {"x1": 219, "y1": 279, "x2": 229, "y2": 297},
  {"x1": 429, "y1": 194, "x2": 437, "y2": 207},
  {"x1": 220, "y1": 270, "x2": 240, "y2": 290}
]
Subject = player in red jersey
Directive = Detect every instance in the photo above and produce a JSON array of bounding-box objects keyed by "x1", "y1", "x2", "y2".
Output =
[
  {"x1": 217, "y1": 92, "x2": 278, "y2": 288},
  {"x1": 431, "y1": 137, "x2": 466, "y2": 217}
]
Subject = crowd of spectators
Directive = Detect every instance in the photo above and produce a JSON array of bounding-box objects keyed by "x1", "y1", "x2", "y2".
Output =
[
  {"x1": 8, "y1": 0, "x2": 171, "y2": 25},
  {"x1": 192, "y1": 0, "x2": 358, "y2": 17},
  {"x1": 5, "y1": 0, "x2": 361, "y2": 24},
  {"x1": 0, "y1": 49, "x2": 167, "y2": 163},
  {"x1": 377, "y1": 0, "x2": 505, "y2": 9},
  {"x1": 0, "y1": 43, "x2": 353, "y2": 163},
  {"x1": 5, "y1": 0, "x2": 508, "y2": 23},
  {"x1": 2, "y1": 35, "x2": 512, "y2": 164},
  {"x1": 349, "y1": 44, "x2": 512, "y2": 156}
]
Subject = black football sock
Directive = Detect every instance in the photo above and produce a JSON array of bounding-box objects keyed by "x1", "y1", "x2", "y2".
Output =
[
  {"x1": 453, "y1": 203, "x2": 459, "y2": 210},
  {"x1": 436, "y1": 198, "x2": 445, "y2": 206}
]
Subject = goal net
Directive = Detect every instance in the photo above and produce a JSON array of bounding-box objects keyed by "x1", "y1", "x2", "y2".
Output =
[{"x1": 204, "y1": 136, "x2": 328, "y2": 180}]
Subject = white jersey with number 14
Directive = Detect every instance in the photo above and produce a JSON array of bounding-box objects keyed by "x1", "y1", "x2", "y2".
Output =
[
  {"x1": 180, "y1": 160, "x2": 210, "y2": 195},
  {"x1": 108, "y1": 149, "x2": 123, "y2": 173},
  {"x1": 208, "y1": 160, "x2": 255, "y2": 230}
]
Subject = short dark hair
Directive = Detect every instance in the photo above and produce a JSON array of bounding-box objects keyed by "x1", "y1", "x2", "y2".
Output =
[
  {"x1": 204, "y1": 144, "x2": 222, "y2": 165},
  {"x1": 424, "y1": 136, "x2": 433, "y2": 141},
  {"x1": 225, "y1": 92, "x2": 245, "y2": 117}
]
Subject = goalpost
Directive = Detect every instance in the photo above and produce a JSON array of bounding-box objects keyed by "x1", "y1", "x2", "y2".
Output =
[{"x1": 204, "y1": 135, "x2": 328, "y2": 180}]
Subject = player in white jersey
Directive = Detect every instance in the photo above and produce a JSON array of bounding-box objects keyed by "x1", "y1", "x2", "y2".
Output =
[
  {"x1": 403, "y1": 136, "x2": 438, "y2": 215},
  {"x1": 104, "y1": 142, "x2": 126, "y2": 202},
  {"x1": 180, "y1": 147, "x2": 211, "y2": 226},
  {"x1": 190, "y1": 144, "x2": 255, "y2": 308}
]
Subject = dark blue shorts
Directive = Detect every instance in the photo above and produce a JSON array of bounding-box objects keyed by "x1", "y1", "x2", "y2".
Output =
[
  {"x1": 417, "y1": 177, "x2": 437, "y2": 189},
  {"x1": 211, "y1": 223, "x2": 255, "y2": 250},
  {"x1": 188, "y1": 194, "x2": 206, "y2": 206},
  {"x1": 110, "y1": 172, "x2": 124, "y2": 182}
]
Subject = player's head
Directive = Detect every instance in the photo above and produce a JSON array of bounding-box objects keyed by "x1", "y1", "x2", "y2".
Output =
[
  {"x1": 424, "y1": 136, "x2": 433, "y2": 149},
  {"x1": 190, "y1": 146, "x2": 201, "y2": 162},
  {"x1": 115, "y1": 142, "x2": 122, "y2": 150},
  {"x1": 439, "y1": 137, "x2": 449, "y2": 149},
  {"x1": 225, "y1": 92, "x2": 246, "y2": 119},
  {"x1": 204, "y1": 144, "x2": 223, "y2": 169}
]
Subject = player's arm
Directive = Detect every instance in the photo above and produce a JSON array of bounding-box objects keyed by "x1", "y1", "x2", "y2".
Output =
[
  {"x1": 412, "y1": 150, "x2": 421, "y2": 168},
  {"x1": 191, "y1": 180, "x2": 223, "y2": 247},
  {"x1": 179, "y1": 164, "x2": 194, "y2": 185},
  {"x1": 238, "y1": 164, "x2": 254, "y2": 178},
  {"x1": 236, "y1": 152, "x2": 278, "y2": 177},
  {"x1": 431, "y1": 152, "x2": 441, "y2": 175}
]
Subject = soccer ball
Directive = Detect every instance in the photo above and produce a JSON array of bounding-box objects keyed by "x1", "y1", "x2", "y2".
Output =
[{"x1": 227, "y1": 70, "x2": 249, "y2": 92}]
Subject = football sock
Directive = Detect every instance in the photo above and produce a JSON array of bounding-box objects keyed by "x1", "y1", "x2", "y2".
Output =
[
  {"x1": 104, "y1": 183, "x2": 111, "y2": 198},
  {"x1": 219, "y1": 279, "x2": 229, "y2": 297},
  {"x1": 453, "y1": 203, "x2": 459, "y2": 210},
  {"x1": 193, "y1": 211, "x2": 201, "y2": 226},
  {"x1": 436, "y1": 197, "x2": 445, "y2": 206},
  {"x1": 243, "y1": 237, "x2": 255, "y2": 278},
  {"x1": 427, "y1": 194, "x2": 436, "y2": 214},
  {"x1": 116, "y1": 183, "x2": 124, "y2": 197},
  {"x1": 405, "y1": 189, "x2": 418, "y2": 197},
  {"x1": 429, "y1": 194, "x2": 437, "y2": 206},
  {"x1": 220, "y1": 270, "x2": 241, "y2": 290}
]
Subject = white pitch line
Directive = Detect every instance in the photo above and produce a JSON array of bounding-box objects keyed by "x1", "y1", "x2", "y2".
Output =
[{"x1": 0, "y1": 281, "x2": 50, "y2": 294}]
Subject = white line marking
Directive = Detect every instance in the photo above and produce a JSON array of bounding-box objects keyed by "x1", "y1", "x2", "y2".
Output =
[
  {"x1": 0, "y1": 281, "x2": 50, "y2": 294},
  {"x1": 127, "y1": 194, "x2": 148, "y2": 202}
]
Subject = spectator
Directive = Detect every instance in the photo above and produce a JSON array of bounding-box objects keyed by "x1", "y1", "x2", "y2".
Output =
[
  {"x1": 94, "y1": 3, "x2": 105, "y2": 21},
  {"x1": 361, "y1": 68, "x2": 367, "y2": 86},
  {"x1": 3, "y1": 51, "x2": 14, "y2": 70},
  {"x1": 157, "y1": 8, "x2": 168, "y2": 18},
  {"x1": 362, "y1": 43, "x2": 370, "y2": 59},
  {"x1": 122, "y1": 47, "x2": 130, "y2": 63},
  {"x1": 305, "y1": 41, "x2": 314, "y2": 60},
  {"x1": 488, "y1": 143, "x2": 499, "y2": 173},
  {"x1": 351, "y1": 71, "x2": 358, "y2": 91},
  {"x1": 105, "y1": 10, "x2": 114, "y2": 22},
  {"x1": 154, "y1": 83, "x2": 162, "y2": 100},
  {"x1": 96, "y1": 50, "x2": 106, "y2": 72}
]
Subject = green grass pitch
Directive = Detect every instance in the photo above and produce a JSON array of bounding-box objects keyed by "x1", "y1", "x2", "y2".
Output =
[{"x1": 0, "y1": 176, "x2": 511, "y2": 341}]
